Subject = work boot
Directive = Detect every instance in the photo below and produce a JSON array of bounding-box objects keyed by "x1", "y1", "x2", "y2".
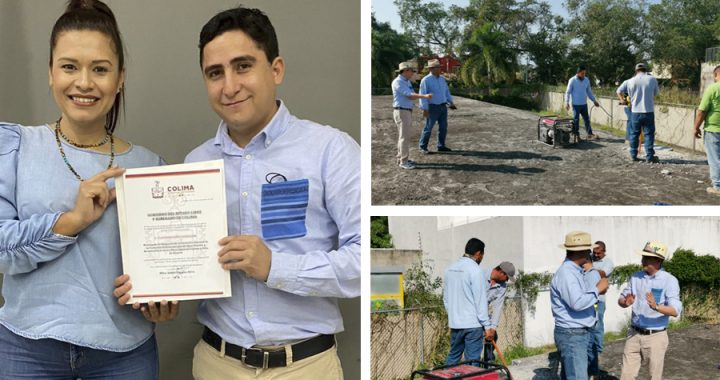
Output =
[
  {"x1": 646, "y1": 156, "x2": 660, "y2": 164},
  {"x1": 586, "y1": 134, "x2": 598, "y2": 140},
  {"x1": 437, "y1": 146, "x2": 452, "y2": 152}
]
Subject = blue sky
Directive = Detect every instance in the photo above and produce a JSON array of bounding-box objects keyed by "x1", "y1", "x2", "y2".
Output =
[{"x1": 372, "y1": 0, "x2": 569, "y2": 32}]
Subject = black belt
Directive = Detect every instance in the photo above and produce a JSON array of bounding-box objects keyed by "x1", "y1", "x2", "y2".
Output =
[
  {"x1": 202, "y1": 327, "x2": 335, "y2": 368},
  {"x1": 393, "y1": 107, "x2": 413, "y2": 111},
  {"x1": 632, "y1": 326, "x2": 666, "y2": 335}
]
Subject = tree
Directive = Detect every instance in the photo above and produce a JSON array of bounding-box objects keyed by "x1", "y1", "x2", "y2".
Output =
[
  {"x1": 394, "y1": 0, "x2": 464, "y2": 55},
  {"x1": 370, "y1": 216, "x2": 393, "y2": 248},
  {"x1": 371, "y1": 15, "x2": 418, "y2": 89},
  {"x1": 566, "y1": 0, "x2": 646, "y2": 85},
  {"x1": 461, "y1": 22, "x2": 517, "y2": 86},
  {"x1": 524, "y1": 3, "x2": 569, "y2": 84},
  {"x1": 647, "y1": 0, "x2": 720, "y2": 87}
]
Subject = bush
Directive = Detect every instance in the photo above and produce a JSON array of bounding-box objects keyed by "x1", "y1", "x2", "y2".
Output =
[
  {"x1": 664, "y1": 248, "x2": 720, "y2": 289},
  {"x1": 511, "y1": 271, "x2": 553, "y2": 314},
  {"x1": 370, "y1": 216, "x2": 393, "y2": 248}
]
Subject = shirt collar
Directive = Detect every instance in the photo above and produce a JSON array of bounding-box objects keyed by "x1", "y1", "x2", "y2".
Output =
[
  {"x1": 213, "y1": 100, "x2": 291, "y2": 155},
  {"x1": 564, "y1": 259, "x2": 583, "y2": 273},
  {"x1": 643, "y1": 268, "x2": 664, "y2": 279}
]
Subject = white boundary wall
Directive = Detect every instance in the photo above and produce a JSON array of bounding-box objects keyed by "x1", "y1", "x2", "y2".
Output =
[{"x1": 541, "y1": 92, "x2": 704, "y2": 153}]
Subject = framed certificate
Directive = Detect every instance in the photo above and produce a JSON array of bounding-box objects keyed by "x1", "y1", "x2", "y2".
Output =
[{"x1": 115, "y1": 160, "x2": 231, "y2": 303}]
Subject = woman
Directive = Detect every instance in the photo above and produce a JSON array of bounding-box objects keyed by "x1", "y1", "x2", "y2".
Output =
[{"x1": 0, "y1": 1, "x2": 168, "y2": 378}]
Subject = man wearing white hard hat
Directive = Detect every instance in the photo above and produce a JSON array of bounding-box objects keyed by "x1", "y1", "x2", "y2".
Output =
[
  {"x1": 391, "y1": 61, "x2": 432, "y2": 170},
  {"x1": 618, "y1": 241, "x2": 682, "y2": 380},
  {"x1": 550, "y1": 231, "x2": 609, "y2": 380}
]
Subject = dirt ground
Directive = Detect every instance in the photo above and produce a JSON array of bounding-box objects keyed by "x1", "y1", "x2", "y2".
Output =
[
  {"x1": 507, "y1": 323, "x2": 720, "y2": 380},
  {"x1": 371, "y1": 96, "x2": 720, "y2": 205}
]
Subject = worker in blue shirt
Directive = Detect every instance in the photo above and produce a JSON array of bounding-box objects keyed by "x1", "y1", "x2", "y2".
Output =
[
  {"x1": 419, "y1": 59, "x2": 457, "y2": 154},
  {"x1": 586, "y1": 241, "x2": 613, "y2": 380},
  {"x1": 551, "y1": 231, "x2": 609, "y2": 380},
  {"x1": 392, "y1": 61, "x2": 432, "y2": 170},
  {"x1": 618, "y1": 241, "x2": 682, "y2": 380},
  {"x1": 617, "y1": 63, "x2": 660, "y2": 163},
  {"x1": 482, "y1": 261, "x2": 515, "y2": 363},
  {"x1": 443, "y1": 238, "x2": 490, "y2": 365},
  {"x1": 565, "y1": 65, "x2": 600, "y2": 140}
]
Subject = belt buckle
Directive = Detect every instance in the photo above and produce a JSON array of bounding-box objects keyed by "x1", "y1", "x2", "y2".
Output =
[{"x1": 241, "y1": 347, "x2": 270, "y2": 369}]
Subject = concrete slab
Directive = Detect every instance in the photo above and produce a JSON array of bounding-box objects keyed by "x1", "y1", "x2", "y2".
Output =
[
  {"x1": 505, "y1": 324, "x2": 720, "y2": 379},
  {"x1": 372, "y1": 96, "x2": 719, "y2": 205}
]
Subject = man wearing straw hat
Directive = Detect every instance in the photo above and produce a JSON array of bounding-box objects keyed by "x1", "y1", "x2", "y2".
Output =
[
  {"x1": 618, "y1": 241, "x2": 682, "y2": 380},
  {"x1": 392, "y1": 61, "x2": 433, "y2": 170},
  {"x1": 418, "y1": 59, "x2": 457, "y2": 154},
  {"x1": 551, "y1": 231, "x2": 609, "y2": 380}
]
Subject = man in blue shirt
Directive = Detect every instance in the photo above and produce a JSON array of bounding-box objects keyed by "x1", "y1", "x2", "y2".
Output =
[
  {"x1": 482, "y1": 261, "x2": 515, "y2": 363},
  {"x1": 618, "y1": 241, "x2": 681, "y2": 380},
  {"x1": 565, "y1": 66, "x2": 601, "y2": 140},
  {"x1": 443, "y1": 238, "x2": 490, "y2": 365},
  {"x1": 587, "y1": 241, "x2": 613, "y2": 380},
  {"x1": 419, "y1": 59, "x2": 457, "y2": 154},
  {"x1": 115, "y1": 6, "x2": 359, "y2": 379},
  {"x1": 551, "y1": 231, "x2": 609, "y2": 380},
  {"x1": 392, "y1": 61, "x2": 432, "y2": 169},
  {"x1": 617, "y1": 63, "x2": 660, "y2": 163}
]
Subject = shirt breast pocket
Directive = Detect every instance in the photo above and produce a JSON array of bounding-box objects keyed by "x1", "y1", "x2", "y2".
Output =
[{"x1": 260, "y1": 179, "x2": 309, "y2": 241}]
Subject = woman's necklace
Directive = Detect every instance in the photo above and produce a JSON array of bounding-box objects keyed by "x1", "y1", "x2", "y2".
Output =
[
  {"x1": 58, "y1": 125, "x2": 110, "y2": 148},
  {"x1": 54, "y1": 119, "x2": 115, "y2": 181}
]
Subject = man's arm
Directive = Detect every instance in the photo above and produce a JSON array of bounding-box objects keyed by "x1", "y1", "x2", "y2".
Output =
[
  {"x1": 586, "y1": 80, "x2": 599, "y2": 105},
  {"x1": 263, "y1": 132, "x2": 361, "y2": 298},
  {"x1": 565, "y1": 78, "x2": 573, "y2": 109},
  {"x1": 445, "y1": 78, "x2": 454, "y2": 106},
  {"x1": 472, "y1": 269, "x2": 490, "y2": 328},
  {"x1": 419, "y1": 78, "x2": 430, "y2": 111},
  {"x1": 487, "y1": 287, "x2": 505, "y2": 330}
]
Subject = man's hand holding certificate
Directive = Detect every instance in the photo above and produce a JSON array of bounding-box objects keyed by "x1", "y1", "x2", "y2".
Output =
[{"x1": 115, "y1": 160, "x2": 231, "y2": 303}]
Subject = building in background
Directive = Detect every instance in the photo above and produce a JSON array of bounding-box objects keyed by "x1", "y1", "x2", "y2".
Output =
[{"x1": 376, "y1": 216, "x2": 720, "y2": 347}]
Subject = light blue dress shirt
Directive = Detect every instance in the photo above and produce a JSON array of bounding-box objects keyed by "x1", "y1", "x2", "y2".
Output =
[
  {"x1": 0, "y1": 123, "x2": 162, "y2": 351},
  {"x1": 565, "y1": 75, "x2": 597, "y2": 106},
  {"x1": 617, "y1": 73, "x2": 659, "y2": 113},
  {"x1": 186, "y1": 101, "x2": 360, "y2": 347},
  {"x1": 619, "y1": 269, "x2": 682, "y2": 330},
  {"x1": 419, "y1": 73, "x2": 453, "y2": 110},
  {"x1": 483, "y1": 267, "x2": 507, "y2": 330},
  {"x1": 551, "y1": 259, "x2": 599, "y2": 328},
  {"x1": 443, "y1": 257, "x2": 490, "y2": 329},
  {"x1": 392, "y1": 75, "x2": 416, "y2": 109},
  {"x1": 592, "y1": 256, "x2": 614, "y2": 302}
]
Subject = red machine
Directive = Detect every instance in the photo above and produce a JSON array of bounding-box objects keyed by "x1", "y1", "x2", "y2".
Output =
[
  {"x1": 410, "y1": 361, "x2": 512, "y2": 380},
  {"x1": 537, "y1": 116, "x2": 578, "y2": 148}
]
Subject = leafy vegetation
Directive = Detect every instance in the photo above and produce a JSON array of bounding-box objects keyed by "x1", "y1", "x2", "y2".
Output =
[
  {"x1": 370, "y1": 216, "x2": 393, "y2": 248},
  {"x1": 511, "y1": 270, "x2": 553, "y2": 314}
]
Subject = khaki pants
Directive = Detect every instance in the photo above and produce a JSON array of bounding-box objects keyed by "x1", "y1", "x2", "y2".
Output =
[
  {"x1": 620, "y1": 330, "x2": 668, "y2": 380},
  {"x1": 393, "y1": 109, "x2": 413, "y2": 163},
  {"x1": 192, "y1": 339, "x2": 343, "y2": 380}
]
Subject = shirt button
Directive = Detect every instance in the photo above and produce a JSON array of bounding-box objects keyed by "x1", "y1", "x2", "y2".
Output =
[
  {"x1": 266, "y1": 139, "x2": 272, "y2": 146},
  {"x1": 276, "y1": 282, "x2": 284, "y2": 289},
  {"x1": 247, "y1": 311, "x2": 255, "y2": 318},
  {"x1": 242, "y1": 192, "x2": 248, "y2": 197},
  {"x1": 245, "y1": 154, "x2": 252, "y2": 160}
]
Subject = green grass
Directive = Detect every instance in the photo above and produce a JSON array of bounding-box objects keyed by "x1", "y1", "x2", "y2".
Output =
[
  {"x1": 502, "y1": 343, "x2": 556, "y2": 363},
  {"x1": 668, "y1": 318, "x2": 693, "y2": 330}
]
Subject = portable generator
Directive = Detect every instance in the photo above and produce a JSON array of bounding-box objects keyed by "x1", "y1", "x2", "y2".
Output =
[
  {"x1": 410, "y1": 361, "x2": 512, "y2": 380},
  {"x1": 537, "y1": 116, "x2": 577, "y2": 147}
]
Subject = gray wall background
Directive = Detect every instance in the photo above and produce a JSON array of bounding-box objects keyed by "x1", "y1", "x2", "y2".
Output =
[{"x1": 0, "y1": 1, "x2": 360, "y2": 379}]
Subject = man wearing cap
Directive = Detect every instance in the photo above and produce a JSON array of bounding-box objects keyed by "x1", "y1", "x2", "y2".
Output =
[
  {"x1": 419, "y1": 59, "x2": 457, "y2": 154},
  {"x1": 565, "y1": 65, "x2": 601, "y2": 140},
  {"x1": 443, "y1": 238, "x2": 490, "y2": 365},
  {"x1": 618, "y1": 241, "x2": 682, "y2": 380},
  {"x1": 693, "y1": 64, "x2": 720, "y2": 196},
  {"x1": 550, "y1": 231, "x2": 609, "y2": 380},
  {"x1": 617, "y1": 63, "x2": 660, "y2": 163},
  {"x1": 392, "y1": 61, "x2": 433, "y2": 170},
  {"x1": 482, "y1": 262, "x2": 515, "y2": 362},
  {"x1": 586, "y1": 241, "x2": 613, "y2": 379}
]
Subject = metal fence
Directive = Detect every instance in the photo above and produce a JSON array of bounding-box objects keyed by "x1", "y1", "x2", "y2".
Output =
[{"x1": 370, "y1": 296, "x2": 524, "y2": 380}]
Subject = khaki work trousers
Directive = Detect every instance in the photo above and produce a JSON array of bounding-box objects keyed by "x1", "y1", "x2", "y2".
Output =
[
  {"x1": 393, "y1": 109, "x2": 413, "y2": 163},
  {"x1": 192, "y1": 339, "x2": 343, "y2": 380},
  {"x1": 620, "y1": 330, "x2": 668, "y2": 380}
]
